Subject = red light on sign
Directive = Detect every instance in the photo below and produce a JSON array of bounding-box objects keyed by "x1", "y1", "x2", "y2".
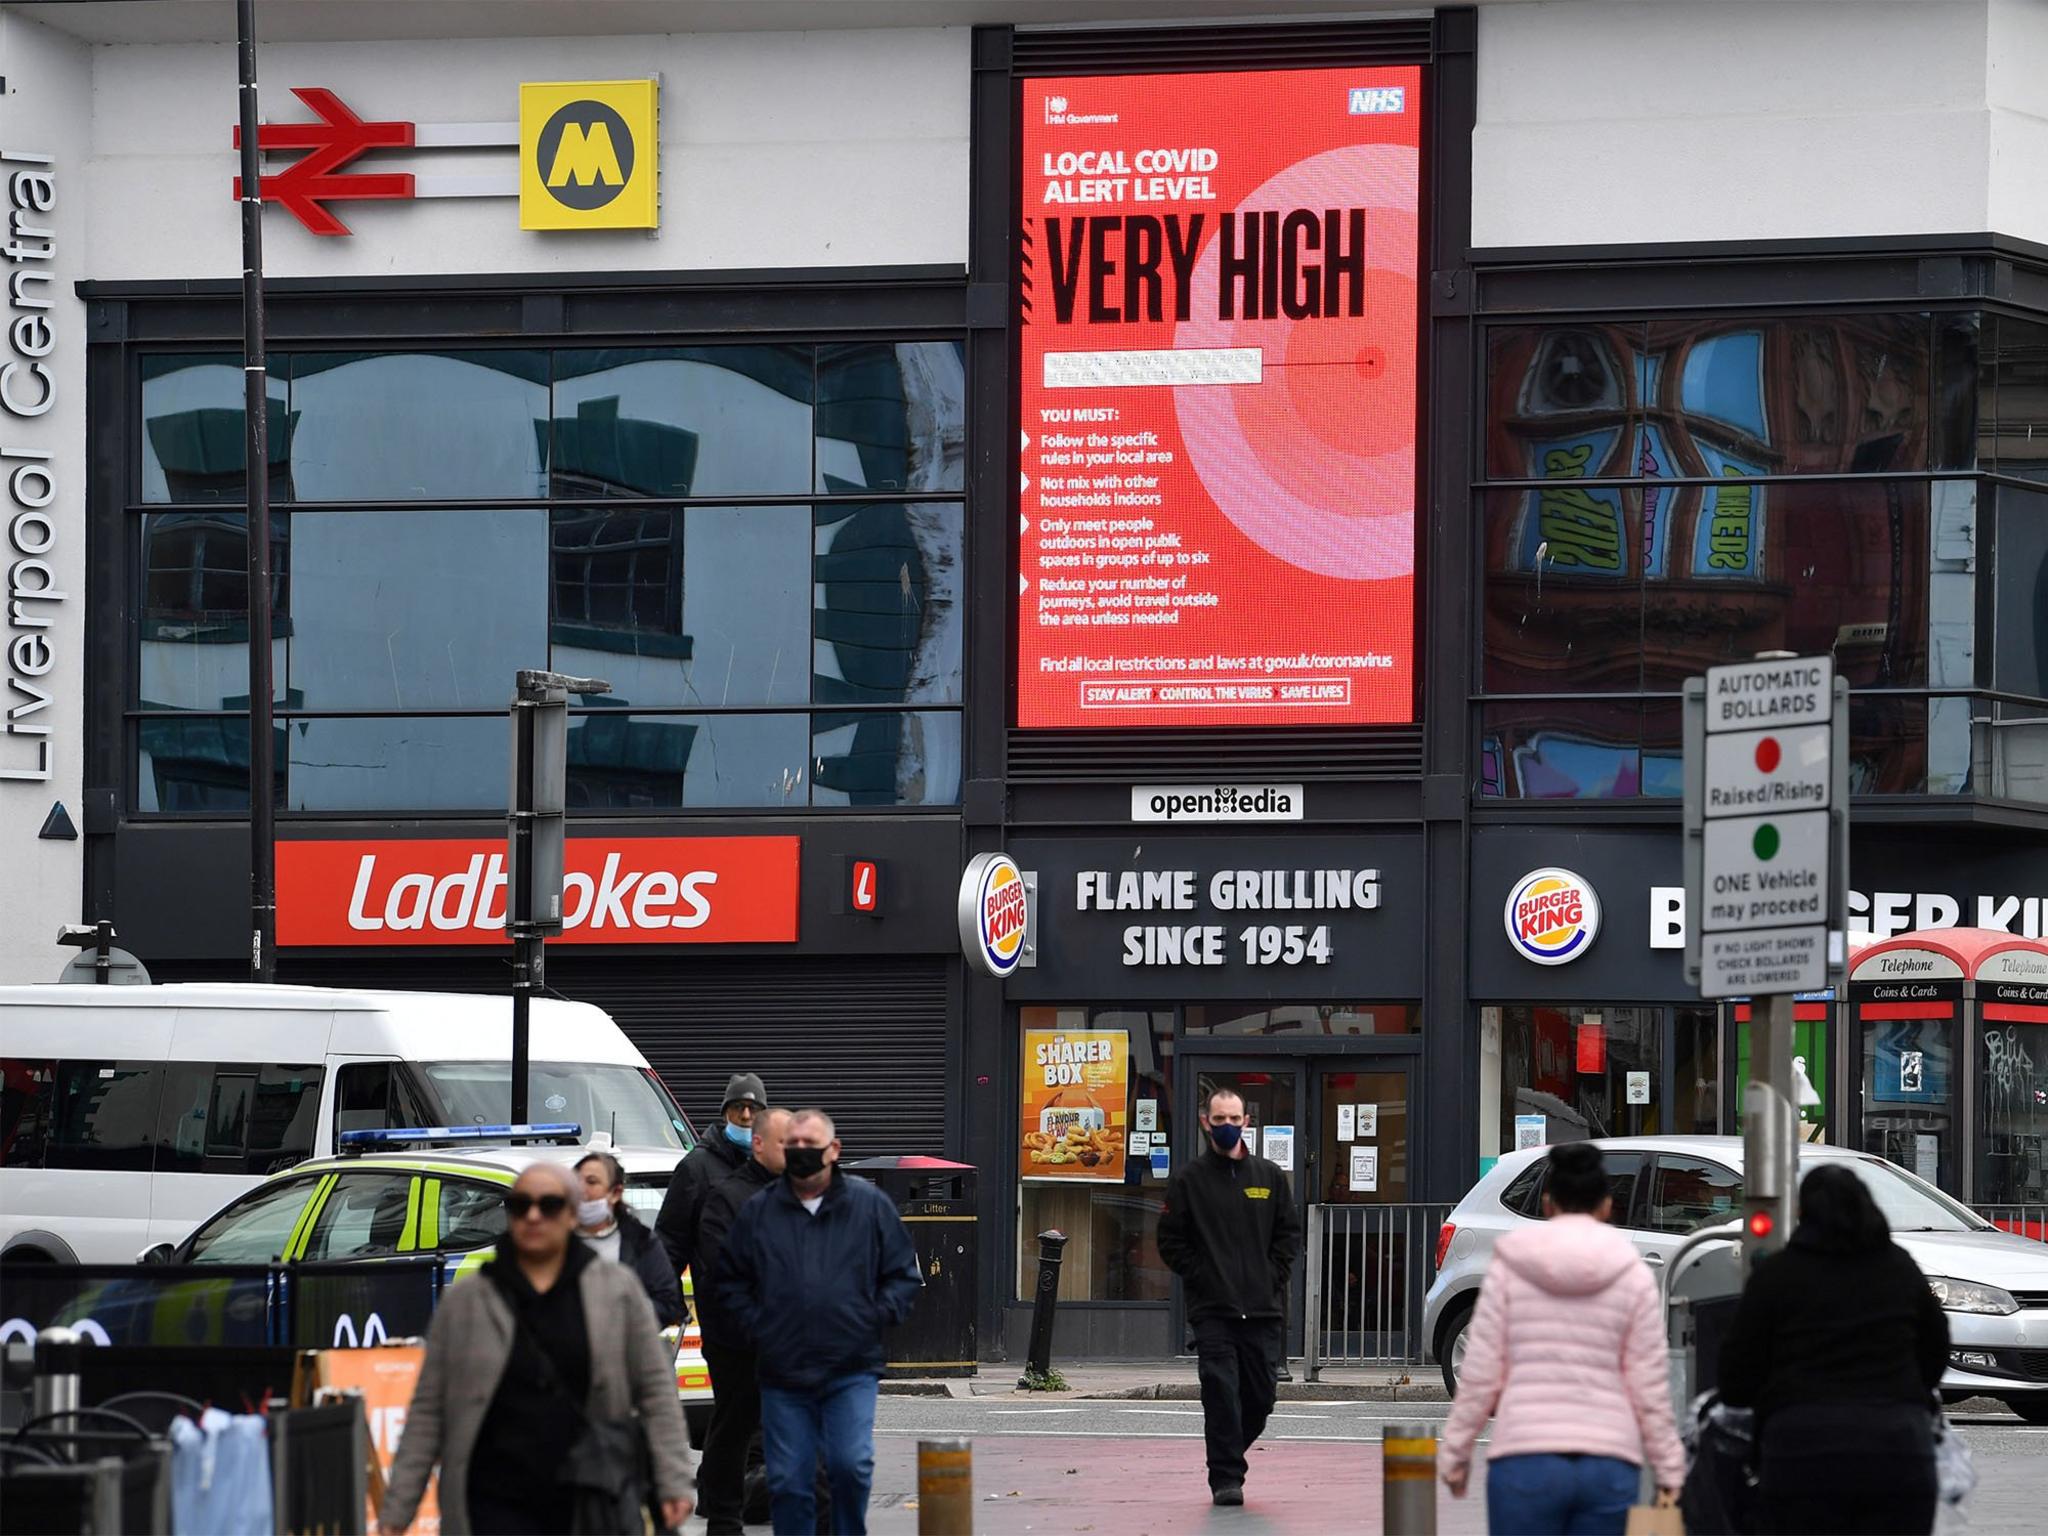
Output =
[
  {"x1": 1754, "y1": 736, "x2": 1782, "y2": 773},
  {"x1": 852, "y1": 860, "x2": 879, "y2": 914},
  {"x1": 1746, "y1": 1209, "x2": 1775, "y2": 1240}
]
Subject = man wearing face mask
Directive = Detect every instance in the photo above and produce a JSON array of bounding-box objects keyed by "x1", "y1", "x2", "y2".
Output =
[
  {"x1": 1156, "y1": 1087, "x2": 1302, "y2": 1508},
  {"x1": 690, "y1": 1107, "x2": 791, "y2": 1536},
  {"x1": 655, "y1": 1072, "x2": 767, "y2": 1277},
  {"x1": 713, "y1": 1109, "x2": 923, "y2": 1536}
]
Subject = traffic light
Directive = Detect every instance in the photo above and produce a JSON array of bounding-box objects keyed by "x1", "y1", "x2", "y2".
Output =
[{"x1": 1741, "y1": 1078, "x2": 1796, "y2": 1266}]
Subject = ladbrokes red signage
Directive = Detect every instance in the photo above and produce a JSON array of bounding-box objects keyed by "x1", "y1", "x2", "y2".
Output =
[{"x1": 277, "y1": 837, "x2": 800, "y2": 947}]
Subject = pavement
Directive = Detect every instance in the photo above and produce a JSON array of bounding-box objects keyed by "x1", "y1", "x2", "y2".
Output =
[
  {"x1": 881, "y1": 1362, "x2": 1450, "y2": 1402},
  {"x1": 686, "y1": 1391, "x2": 2048, "y2": 1534}
]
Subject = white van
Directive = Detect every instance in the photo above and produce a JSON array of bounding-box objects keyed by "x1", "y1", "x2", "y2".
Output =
[{"x1": 0, "y1": 983, "x2": 694, "y2": 1263}]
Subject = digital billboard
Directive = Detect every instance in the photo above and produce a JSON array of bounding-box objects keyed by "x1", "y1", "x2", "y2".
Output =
[{"x1": 1016, "y1": 66, "x2": 1422, "y2": 729}]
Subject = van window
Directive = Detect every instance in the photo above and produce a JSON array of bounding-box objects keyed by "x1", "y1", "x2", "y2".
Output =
[
  {"x1": 49, "y1": 1062, "x2": 164, "y2": 1173},
  {"x1": 157, "y1": 1063, "x2": 324, "y2": 1176},
  {"x1": 333, "y1": 1061, "x2": 435, "y2": 1139},
  {"x1": 2, "y1": 1059, "x2": 54, "y2": 1168}
]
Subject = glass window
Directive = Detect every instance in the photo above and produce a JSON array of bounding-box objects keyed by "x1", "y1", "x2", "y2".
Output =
[
  {"x1": 1500, "y1": 1163, "x2": 1544, "y2": 1216},
  {"x1": 436, "y1": 1180, "x2": 508, "y2": 1251},
  {"x1": 140, "y1": 353, "x2": 291, "y2": 504},
  {"x1": 416, "y1": 1062, "x2": 687, "y2": 1151},
  {"x1": 811, "y1": 710, "x2": 961, "y2": 807},
  {"x1": 1671, "y1": 1006, "x2": 1721, "y2": 1136},
  {"x1": 1015, "y1": 1006, "x2": 1174, "y2": 1303},
  {"x1": 550, "y1": 508, "x2": 686, "y2": 661},
  {"x1": 1976, "y1": 1021, "x2": 2048, "y2": 1206},
  {"x1": 1849, "y1": 694, "x2": 1933, "y2": 795},
  {"x1": 1481, "y1": 489, "x2": 1644, "y2": 695},
  {"x1": 138, "y1": 511, "x2": 289, "y2": 710},
  {"x1": 1860, "y1": 1015, "x2": 1957, "y2": 1192},
  {"x1": 816, "y1": 342, "x2": 966, "y2": 493},
  {"x1": 1932, "y1": 314, "x2": 1981, "y2": 471},
  {"x1": 154, "y1": 1064, "x2": 212, "y2": 1172},
  {"x1": 2, "y1": 1059, "x2": 54, "y2": 1169},
  {"x1": 1995, "y1": 487, "x2": 2048, "y2": 700},
  {"x1": 48, "y1": 1062, "x2": 163, "y2": 1173},
  {"x1": 136, "y1": 716, "x2": 285, "y2": 814},
  {"x1": 1991, "y1": 317, "x2": 2048, "y2": 483},
  {"x1": 245, "y1": 1065, "x2": 323, "y2": 1176},
  {"x1": 1598, "y1": 1152, "x2": 1645, "y2": 1228},
  {"x1": 1184, "y1": 1004, "x2": 1418, "y2": 1036},
  {"x1": 184, "y1": 1177, "x2": 321, "y2": 1264},
  {"x1": 1489, "y1": 1005, "x2": 1663, "y2": 1150},
  {"x1": 1730, "y1": 1007, "x2": 1831, "y2": 1139},
  {"x1": 1484, "y1": 324, "x2": 1648, "y2": 481},
  {"x1": 289, "y1": 509, "x2": 549, "y2": 710},
  {"x1": 1644, "y1": 1154, "x2": 1742, "y2": 1234},
  {"x1": 301, "y1": 1173, "x2": 416, "y2": 1261},
  {"x1": 551, "y1": 346, "x2": 813, "y2": 498},
  {"x1": 566, "y1": 711, "x2": 811, "y2": 809},
  {"x1": 285, "y1": 715, "x2": 507, "y2": 812},
  {"x1": 814, "y1": 503, "x2": 962, "y2": 705},
  {"x1": 1477, "y1": 699, "x2": 1682, "y2": 801},
  {"x1": 206, "y1": 1072, "x2": 253, "y2": 1157},
  {"x1": 288, "y1": 351, "x2": 548, "y2": 501}
]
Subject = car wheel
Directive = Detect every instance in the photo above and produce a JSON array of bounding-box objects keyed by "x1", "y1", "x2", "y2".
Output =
[
  {"x1": 2005, "y1": 1395, "x2": 2048, "y2": 1425},
  {"x1": 1439, "y1": 1303, "x2": 1474, "y2": 1397}
]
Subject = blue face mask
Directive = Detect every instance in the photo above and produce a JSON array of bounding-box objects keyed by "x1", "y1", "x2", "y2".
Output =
[
  {"x1": 724, "y1": 1120, "x2": 755, "y2": 1150},
  {"x1": 1208, "y1": 1122, "x2": 1243, "y2": 1154}
]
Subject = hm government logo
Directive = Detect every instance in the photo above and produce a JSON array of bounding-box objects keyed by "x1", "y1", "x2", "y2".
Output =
[
  {"x1": 520, "y1": 79, "x2": 658, "y2": 230},
  {"x1": 1043, "y1": 91, "x2": 1118, "y2": 127}
]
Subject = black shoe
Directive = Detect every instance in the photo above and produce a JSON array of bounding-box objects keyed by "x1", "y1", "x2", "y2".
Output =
[{"x1": 1211, "y1": 1484, "x2": 1245, "y2": 1507}]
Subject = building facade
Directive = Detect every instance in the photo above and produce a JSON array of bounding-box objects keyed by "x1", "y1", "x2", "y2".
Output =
[{"x1": 3, "y1": 0, "x2": 2045, "y2": 1359}]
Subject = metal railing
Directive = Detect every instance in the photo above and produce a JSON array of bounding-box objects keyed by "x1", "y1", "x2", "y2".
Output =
[
  {"x1": 1974, "y1": 1204, "x2": 2048, "y2": 1242},
  {"x1": 1302, "y1": 1202, "x2": 1456, "y2": 1378}
]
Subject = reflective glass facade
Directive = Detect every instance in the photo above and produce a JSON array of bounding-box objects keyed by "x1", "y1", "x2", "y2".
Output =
[{"x1": 132, "y1": 345, "x2": 967, "y2": 813}]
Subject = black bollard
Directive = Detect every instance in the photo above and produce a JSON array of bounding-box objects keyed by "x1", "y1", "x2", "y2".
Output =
[{"x1": 1020, "y1": 1229, "x2": 1068, "y2": 1386}]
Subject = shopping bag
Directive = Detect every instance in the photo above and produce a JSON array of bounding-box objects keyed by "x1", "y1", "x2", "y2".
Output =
[{"x1": 1626, "y1": 1495, "x2": 1685, "y2": 1536}]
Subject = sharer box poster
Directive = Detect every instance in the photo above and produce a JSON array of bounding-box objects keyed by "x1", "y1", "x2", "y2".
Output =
[{"x1": 1017, "y1": 67, "x2": 1422, "y2": 728}]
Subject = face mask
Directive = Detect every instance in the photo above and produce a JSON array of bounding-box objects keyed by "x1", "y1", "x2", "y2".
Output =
[
  {"x1": 724, "y1": 1121, "x2": 755, "y2": 1150},
  {"x1": 1208, "y1": 1122, "x2": 1244, "y2": 1154},
  {"x1": 785, "y1": 1145, "x2": 828, "y2": 1181},
  {"x1": 577, "y1": 1197, "x2": 612, "y2": 1228}
]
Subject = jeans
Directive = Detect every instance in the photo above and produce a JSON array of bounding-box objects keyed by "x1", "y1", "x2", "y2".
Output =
[
  {"x1": 1486, "y1": 1453, "x2": 1642, "y2": 1536},
  {"x1": 1191, "y1": 1315, "x2": 1282, "y2": 1491},
  {"x1": 698, "y1": 1341, "x2": 761, "y2": 1535},
  {"x1": 760, "y1": 1373, "x2": 880, "y2": 1535}
]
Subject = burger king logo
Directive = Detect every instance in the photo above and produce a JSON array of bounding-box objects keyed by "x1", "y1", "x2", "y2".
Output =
[
  {"x1": 959, "y1": 852, "x2": 1029, "y2": 978},
  {"x1": 1504, "y1": 867, "x2": 1600, "y2": 966}
]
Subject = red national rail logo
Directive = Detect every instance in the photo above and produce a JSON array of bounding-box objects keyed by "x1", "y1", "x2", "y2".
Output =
[
  {"x1": 233, "y1": 88, "x2": 417, "y2": 235},
  {"x1": 277, "y1": 837, "x2": 801, "y2": 946}
]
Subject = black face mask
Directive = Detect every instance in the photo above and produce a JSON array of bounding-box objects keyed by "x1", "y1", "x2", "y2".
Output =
[{"x1": 785, "y1": 1145, "x2": 829, "y2": 1181}]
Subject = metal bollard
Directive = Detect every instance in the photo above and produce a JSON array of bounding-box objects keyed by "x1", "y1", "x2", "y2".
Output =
[
  {"x1": 1382, "y1": 1421, "x2": 1438, "y2": 1536},
  {"x1": 917, "y1": 1437, "x2": 973, "y2": 1535},
  {"x1": 1019, "y1": 1229, "x2": 1067, "y2": 1386},
  {"x1": 32, "y1": 1325, "x2": 83, "y2": 1422}
]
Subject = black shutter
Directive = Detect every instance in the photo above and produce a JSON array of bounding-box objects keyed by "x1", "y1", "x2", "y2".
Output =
[{"x1": 162, "y1": 953, "x2": 953, "y2": 1164}]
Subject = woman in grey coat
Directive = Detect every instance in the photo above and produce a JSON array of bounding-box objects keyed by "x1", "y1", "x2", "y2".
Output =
[{"x1": 380, "y1": 1160, "x2": 697, "y2": 1535}]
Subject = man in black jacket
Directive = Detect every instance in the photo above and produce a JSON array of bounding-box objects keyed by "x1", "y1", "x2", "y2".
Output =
[
  {"x1": 1156, "y1": 1087, "x2": 1302, "y2": 1507},
  {"x1": 691, "y1": 1107, "x2": 790, "y2": 1536},
  {"x1": 714, "y1": 1108, "x2": 922, "y2": 1536},
  {"x1": 655, "y1": 1072, "x2": 768, "y2": 1276}
]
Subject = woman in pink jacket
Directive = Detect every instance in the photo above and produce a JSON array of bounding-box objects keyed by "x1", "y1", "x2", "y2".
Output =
[{"x1": 1440, "y1": 1142, "x2": 1686, "y2": 1535}]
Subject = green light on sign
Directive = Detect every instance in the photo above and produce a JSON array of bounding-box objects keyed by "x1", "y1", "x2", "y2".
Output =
[{"x1": 1752, "y1": 823, "x2": 1780, "y2": 860}]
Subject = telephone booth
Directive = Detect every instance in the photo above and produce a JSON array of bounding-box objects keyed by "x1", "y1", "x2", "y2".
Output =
[{"x1": 1847, "y1": 927, "x2": 2048, "y2": 1203}]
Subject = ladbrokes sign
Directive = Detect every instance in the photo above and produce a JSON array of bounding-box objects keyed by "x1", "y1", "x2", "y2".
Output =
[{"x1": 277, "y1": 836, "x2": 797, "y2": 947}]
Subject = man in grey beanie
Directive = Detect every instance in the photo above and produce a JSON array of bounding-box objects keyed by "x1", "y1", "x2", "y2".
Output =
[{"x1": 656, "y1": 1071, "x2": 768, "y2": 1276}]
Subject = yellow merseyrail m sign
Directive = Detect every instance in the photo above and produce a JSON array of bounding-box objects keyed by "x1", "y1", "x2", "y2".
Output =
[{"x1": 519, "y1": 80, "x2": 659, "y2": 230}]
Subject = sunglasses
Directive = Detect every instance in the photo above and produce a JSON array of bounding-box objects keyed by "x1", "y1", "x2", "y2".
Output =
[{"x1": 505, "y1": 1192, "x2": 570, "y2": 1220}]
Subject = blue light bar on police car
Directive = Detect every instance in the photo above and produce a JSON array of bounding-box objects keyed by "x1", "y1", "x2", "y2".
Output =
[{"x1": 336, "y1": 1122, "x2": 583, "y2": 1150}]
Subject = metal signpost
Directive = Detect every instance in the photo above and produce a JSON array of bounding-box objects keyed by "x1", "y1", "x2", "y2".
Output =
[
  {"x1": 507, "y1": 670, "x2": 607, "y2": 1123},
  {"x1": 1684, "y1": 654, "x2": 1848, "y2": 1267}
]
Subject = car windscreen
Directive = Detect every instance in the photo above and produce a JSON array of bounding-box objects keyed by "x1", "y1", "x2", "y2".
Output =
[
  {"x1": 1839, "y1": 1155, "x2": 1992, "y2": 1233},
  {"x1": 418, "y1": 1062, "x2": 689, "y2": 1151}
]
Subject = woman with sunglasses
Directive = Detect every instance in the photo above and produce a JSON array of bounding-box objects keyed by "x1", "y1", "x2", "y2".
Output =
[
  {"x1": 574, "y1": 1150, "x2": 686, "y2": 1329},
  {"x1": 381, "y1": 1161, "x2": 697, "y2": 1535}
]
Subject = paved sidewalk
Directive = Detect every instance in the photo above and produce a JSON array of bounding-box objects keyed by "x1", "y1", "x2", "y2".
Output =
[{"x1": 883, "y1": 1361, "x2": 1450, "y2": 1403}]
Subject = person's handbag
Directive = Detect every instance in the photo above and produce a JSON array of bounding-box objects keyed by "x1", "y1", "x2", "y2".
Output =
[{"x1": 1625, "y1": 1491, "x2": 1685, "y2": 1536}]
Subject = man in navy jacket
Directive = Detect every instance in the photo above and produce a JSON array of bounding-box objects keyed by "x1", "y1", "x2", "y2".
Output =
[{"x1": 714, "y1": 1108, "x2": 922, "y2": 1536}]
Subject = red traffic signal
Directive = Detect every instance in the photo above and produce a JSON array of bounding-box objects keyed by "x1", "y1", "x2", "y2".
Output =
[{"x1": 1746, "y1": 1209, "x2": 1775, "y2": 1241}]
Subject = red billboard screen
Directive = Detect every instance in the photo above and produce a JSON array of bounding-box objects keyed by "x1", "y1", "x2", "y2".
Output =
[{"x1": 1016, "y1": 66, "x2": 1421, "y2": 728}]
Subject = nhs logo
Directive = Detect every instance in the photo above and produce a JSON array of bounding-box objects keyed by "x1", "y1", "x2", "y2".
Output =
[{"x1": 1348, "y1": 86, "x2": 1406, "y2": 115}]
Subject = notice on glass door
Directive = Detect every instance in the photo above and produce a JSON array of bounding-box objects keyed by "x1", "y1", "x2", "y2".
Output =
[
  {"x1": 1263, "y1": 1125, "x2": 1295, "y2": 1170},
  {"x1": 1356, "y1": 1103, "x2": 1378, "y2": 1138},
  {"x1": 1336, "y1": 1104, "x2": 1356, "y2": 1141},
  {"x1": 1349, "y1": 1144, "x2": 1379, "y2": 1193}
]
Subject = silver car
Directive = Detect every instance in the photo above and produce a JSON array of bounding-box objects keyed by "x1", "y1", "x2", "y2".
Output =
[{"x1": 1421, "y1": 1135, "x2": 2048, "y2": 1420}]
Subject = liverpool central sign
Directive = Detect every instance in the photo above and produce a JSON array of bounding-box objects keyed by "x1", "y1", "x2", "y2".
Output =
[{"x1": 232, "y1": 80, "x2": 660, "y2": 235}]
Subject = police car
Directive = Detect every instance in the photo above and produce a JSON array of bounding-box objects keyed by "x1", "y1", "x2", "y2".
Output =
[{"x1": 151, "y1": 1123, "x2": 714, "y2": 1417}]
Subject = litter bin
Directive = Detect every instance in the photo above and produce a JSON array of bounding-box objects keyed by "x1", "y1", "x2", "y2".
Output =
[{"x1": 846, "y1": 1157, "x2": 977, "y2": 1378}]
